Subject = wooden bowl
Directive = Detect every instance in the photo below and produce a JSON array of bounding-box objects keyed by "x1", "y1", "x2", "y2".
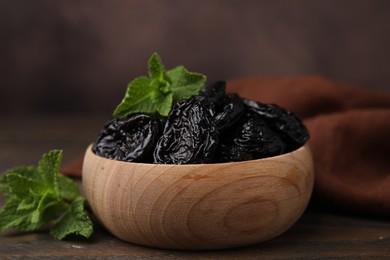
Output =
[{"x1": 82, "y1": 144, "x2": 314, "y2": 250}]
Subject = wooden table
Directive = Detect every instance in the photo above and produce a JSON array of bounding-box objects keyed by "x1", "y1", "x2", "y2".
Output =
[{"x1": 1, "y1": 115, "x2": 389, "y2": 259}]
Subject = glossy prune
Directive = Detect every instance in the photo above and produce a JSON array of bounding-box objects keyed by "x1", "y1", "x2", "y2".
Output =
[
  {"x1": 93, "y1": 80, "x2": 310, "y2": 165},
  {"x1": 213, "y1": 93, "x2": 245, "y2": 130},
  {"x1": 244, "y1": 99, "x2": 309, "y2": 150},
  {"x1": 200, "y1": 81, "x2": 245, "y2": 130},
  {"x1": 93, "y1": 114, "x2": 163, "y2": 162},
  {"x1": 216, "y1": 111, "x2": 286, "y2": 162},
  {"x1": 153, "y1": 96, "x2": 218, "y2": 164},
  {"x1": 200, "y1": 81, "x2": 226, "y2": 104}
]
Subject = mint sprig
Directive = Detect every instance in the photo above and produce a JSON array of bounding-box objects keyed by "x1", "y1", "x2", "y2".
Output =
[
  {"x1": 0, "y1": 150, "x2": 93, "y2": 240},
  {"x1": 113, "y1": 53, "x2": 207, "y2": 118}
]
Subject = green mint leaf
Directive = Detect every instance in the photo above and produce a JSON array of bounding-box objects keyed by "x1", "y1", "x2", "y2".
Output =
[
  {"x1": 38, "y1": 150, "x2": 62, "y2": 187},
  {"x1": 51, "y1": 197, "x2": 93, "y2": 240},
  {"x1": 113, "y1": 76, "x2": 157, "y2": 118},
  {"x1": 17, "y1": 197, "x2": 36, "y2": 211},
  {"x1": 0, "y1": 150, "x2": 93, "y2": 240},
  {"x1": 33, "y1": 192, "x2": 65, "y2": 225},
  {"x1": 148, "y1": 52, "x2": 166, "y2": 80},
  {"x1": 156, "y1": 92, "x2": 173, "y2": 116},
  {"x1": 57, "y1": 174, "x2": 80, "y2": 201},
  {"x1": 6, "y1": 172, "x2": 49, "y2": 199},
  {"x1": 113, "y1": 52, "x2": 206, "y2": 118},
  {"x1": 0, "y1": 166, "x2": 36, "y2": 199},
  {"x1": 167, "y1": 65, "x2": 207, "y2": 104},
  {"x1": 0, "y1": 174, "x2": 58, "y2": 231},
  {"x1": 0, "y1": 198, "x2": 38, "y2": 231},
  {"x1": 0, "y1": 196, "x2": 58, "y2": 232}
]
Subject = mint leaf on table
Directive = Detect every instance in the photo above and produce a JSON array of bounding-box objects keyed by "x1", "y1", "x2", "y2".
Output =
[
  {"x1": 0, "y1": 150, "x2": 93, "y2": 240},
  {"x1": 51, "y1": 197, "x2": 92, "y2": 240},
  {"x1": 113, "y1": 52, "x2": 207, "y2": 118}
]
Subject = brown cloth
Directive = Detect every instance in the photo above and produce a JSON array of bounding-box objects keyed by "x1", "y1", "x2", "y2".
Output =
[{"x1": 61, "y1": 76, "x2": 390, "y2": 217}]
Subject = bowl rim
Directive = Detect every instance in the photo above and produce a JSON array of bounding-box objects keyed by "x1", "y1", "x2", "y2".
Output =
[{"x1": 86, "y1": 143, "x2": 310, "y2": 168}]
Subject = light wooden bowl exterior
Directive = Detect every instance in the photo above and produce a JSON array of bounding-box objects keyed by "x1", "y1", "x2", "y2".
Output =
[{"x1": 82, "y1": 144, "x2": 314, "y2": 250}]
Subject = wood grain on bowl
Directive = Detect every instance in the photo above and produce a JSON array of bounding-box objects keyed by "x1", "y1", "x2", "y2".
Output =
[{"x1": 82, "y1": 144, "x2": 314, "y2": 250}]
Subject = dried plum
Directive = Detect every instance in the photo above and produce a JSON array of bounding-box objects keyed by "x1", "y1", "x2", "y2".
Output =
[
  {"x1": 153, "y1": 96, "x2": 218, "y2": 164},
  {"x1": 213, "y1": 93, "x2": 245, "y2": 130},
  {"x1": 200, "y1": 81, "x2": 245, "y2": 130},
  {"x1": 94, "y1": 80, "x2": 310, "y2": 165},
  {"x1": 200, "y1": 81, "x2": 226, "y2": 104},
  {"x1": 216, "y1": 111, "x2": 286, "y2": 162},
  {"x1": 244, "y1": 99, "x2": 309, "y2": 150},
  {"x1": 93, "y1": 114, "x2": 163, "y2": 162}
]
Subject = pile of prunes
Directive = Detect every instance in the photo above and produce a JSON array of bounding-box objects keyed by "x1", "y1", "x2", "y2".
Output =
[{"x1": 93, "y1": 81, "x2": 309, "y2": 164}]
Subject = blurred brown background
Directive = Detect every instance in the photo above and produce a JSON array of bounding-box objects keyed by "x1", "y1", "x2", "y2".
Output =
[{"x1": 1, "y1": 0, "x2": 389, "y2": 117}]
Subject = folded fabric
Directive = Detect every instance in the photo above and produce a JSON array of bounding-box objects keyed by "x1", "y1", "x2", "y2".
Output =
[
  {"x1": 61, "y1": 76, "x2": 390, "y2": 217},
  {"x1": 227, "y1": 76, "x2": 390, "y2": 217}
]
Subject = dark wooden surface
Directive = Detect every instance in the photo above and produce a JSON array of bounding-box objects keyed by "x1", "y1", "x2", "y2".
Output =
[{"x1": 1, "y1": 115, "x2": 389, "y2": 259}]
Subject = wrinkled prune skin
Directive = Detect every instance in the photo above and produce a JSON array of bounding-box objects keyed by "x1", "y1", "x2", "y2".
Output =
[
  {"x1": 216, "y1": 111, "x2": 286, "y2": 162},
  {"x1": 213, "y1": 93, "x2": 245, "y2": 130},
  {"x1": 153, "y1": 96, "x2": 219, "y2": 164},
  {"x1": 93, "y1": 80, "x2": 310, "y2": 165},
  {"x1": 93, "y1": 114, "x2": 163, "y2": 162},
  {"x1": 200, "y1": 81, "x2": 226, "y2": 104},
  {"x1": 200, "y1": 81, "x2": 245, "y2": 131},
  {"x1": 244, "y1": 99, "x2": 309, "y2": 151}
]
